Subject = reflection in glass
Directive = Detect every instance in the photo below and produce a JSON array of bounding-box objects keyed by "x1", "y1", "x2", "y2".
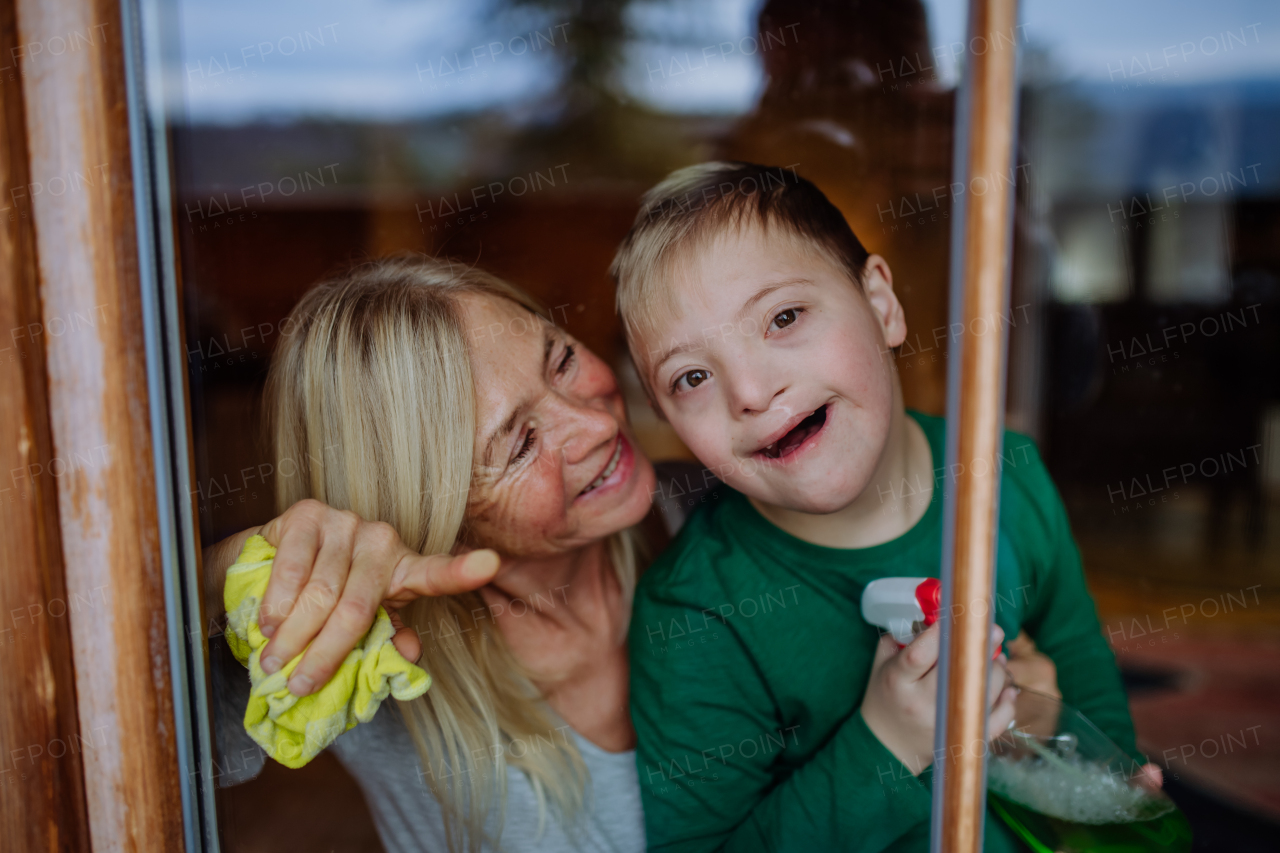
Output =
[
  {"x1": 1146, "y1": 202, "x2": 1233, "y2": 304},
  {"x1": 1051, "y1": 208, "x2": 1132, "y2": 303},
  {"x1": 164, "y1": 0, "x2": 1280, "y2": 848},
  {"x1": 1016, "y1": 0, "x2": 1280, "y2": 844}
]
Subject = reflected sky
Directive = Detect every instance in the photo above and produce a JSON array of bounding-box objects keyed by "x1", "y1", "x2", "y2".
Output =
[
  {"x1": 177, "y1": 0, "x2": 768, "y2": 122},
  {"x1": 1016, "y1": 0, "x2": 1279, "y2": 84},
  {"x1": 178, "y1": 0, "x2": 1280, "y2": 123},
  {"x1": 621, "y1": 0, "x2": 768, "y2": 114},
  {"x1": 179, "y1": 0, "x2": 571, "y2": 121}
]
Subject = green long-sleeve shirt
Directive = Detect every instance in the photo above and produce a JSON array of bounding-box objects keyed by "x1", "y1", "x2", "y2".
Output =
[{"x1": 629, "y1": 411, "x2": 1136, "y2": 852}]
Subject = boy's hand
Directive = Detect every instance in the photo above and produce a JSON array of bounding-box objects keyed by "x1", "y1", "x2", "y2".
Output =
[
  {"x1": 860, "y1": 622, "x2": 1016, "y2": 774},
  {"x1": 1004, "y1": 630, "x2": 1060, "y2": 697}
]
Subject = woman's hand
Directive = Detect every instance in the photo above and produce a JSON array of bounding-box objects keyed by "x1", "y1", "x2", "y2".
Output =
[
  {"x1": 859, "y1": 622, "x2": 1017, "y2": 773},
  {"x1": 240, "y1": 499, "x2": 499, "y2": 696}
]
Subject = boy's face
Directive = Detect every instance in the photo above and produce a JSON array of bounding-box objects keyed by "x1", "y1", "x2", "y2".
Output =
[{"x1": 637, "y1": 223, "x2": 907, "y2": 514}]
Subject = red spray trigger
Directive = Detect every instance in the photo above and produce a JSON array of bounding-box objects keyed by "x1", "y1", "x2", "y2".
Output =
[
  {"x1": 912, "y1": 578, "x2": 1001, "y2": 658},
  {"x1": 915, "y1": 577, "x2": 941, "y2": 628}
]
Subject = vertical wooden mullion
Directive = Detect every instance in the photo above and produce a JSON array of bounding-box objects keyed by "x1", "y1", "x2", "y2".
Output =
[
  {"x1": 937, "y1": 0, "x2": 1020, "y2": 851},
  {"x1": 14, "y1": 0, "x2": 186, "y2": 848},
  {"x1": 0, "y1": 2, "x2": 92, "y2": 849}
]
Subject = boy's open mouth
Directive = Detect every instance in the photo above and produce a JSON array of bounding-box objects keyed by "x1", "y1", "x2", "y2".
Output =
[{"x1": 758, "y1": 405, "x2": 828, "y2": 459}]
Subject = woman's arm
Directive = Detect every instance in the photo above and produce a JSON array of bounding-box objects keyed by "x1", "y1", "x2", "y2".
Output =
[
  {"x1": 201, "y1": 499, "x2": 500, "y2": 696},
  {"x1": 203, "y1": 525, "x2": 261, "y2": 628}
]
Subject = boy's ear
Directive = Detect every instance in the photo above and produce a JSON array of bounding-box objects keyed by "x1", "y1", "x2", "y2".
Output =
[{"x1": 861, "y1": 254, "x2": 907, "y2": 349}]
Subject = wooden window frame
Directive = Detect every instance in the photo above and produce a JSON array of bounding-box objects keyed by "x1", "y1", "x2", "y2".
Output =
[
  {"x1": 933, "y1": 0, "x2": 1021, "y2": 851},
  {"x1": 0, "y1": 0, "x2": 1021, "y2": 849},
  {"x1": 1, "y1": 0, "x2": 213, "y2": 849}
]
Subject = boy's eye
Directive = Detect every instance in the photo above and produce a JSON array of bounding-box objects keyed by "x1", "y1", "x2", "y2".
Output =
[
  {"x1": 673, "y1": 369, "x2": 710, "y2": 393},
  {"x1": 770, "y1": 308, "x2": 802, "y2": 331}
]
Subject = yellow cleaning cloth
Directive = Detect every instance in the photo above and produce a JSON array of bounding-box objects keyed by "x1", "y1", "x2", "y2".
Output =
[{"x1": 223, "y1": 534, "x2": 431, "y2": 768}]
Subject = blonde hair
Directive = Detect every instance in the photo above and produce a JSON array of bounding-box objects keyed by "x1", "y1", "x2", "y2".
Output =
[
  {"x1": 610, "y1": 161, "x2": 870, "y2": 354},
  {"x1": 265, "y1": 255, "x2": 639, "y2": 852}
]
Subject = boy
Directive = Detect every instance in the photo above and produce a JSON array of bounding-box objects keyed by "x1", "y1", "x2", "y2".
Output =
[{"x1": 611, "y1": 162, "x2": 1139, "y2": 851}]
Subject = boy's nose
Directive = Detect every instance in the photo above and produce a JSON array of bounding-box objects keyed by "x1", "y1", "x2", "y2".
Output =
[{"x1": 729, "y1": 379, "x2": 787, "y2": 417}]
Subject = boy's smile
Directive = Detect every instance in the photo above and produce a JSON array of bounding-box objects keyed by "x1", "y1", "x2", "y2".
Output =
[
  {"x1": 753, "y1": 403, "x2": 828, "y2": 460},
  {"x1": 636, "y1": 221, "x2": 911, "y2": 518}
]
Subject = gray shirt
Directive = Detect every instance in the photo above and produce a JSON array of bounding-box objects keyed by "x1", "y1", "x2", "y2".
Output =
[{"x1": 212, "y1": 638, "x2": 644, "y2": 853}]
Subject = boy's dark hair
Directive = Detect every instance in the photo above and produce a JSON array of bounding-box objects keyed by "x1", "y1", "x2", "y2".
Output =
[{"x1": 610, "y1": 161, "x2": 870, "y2": 347}]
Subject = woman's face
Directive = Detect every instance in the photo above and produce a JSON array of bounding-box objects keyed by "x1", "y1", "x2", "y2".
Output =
[{"x1": 460, "y1": 293, "x2": 656, "y2": 557}]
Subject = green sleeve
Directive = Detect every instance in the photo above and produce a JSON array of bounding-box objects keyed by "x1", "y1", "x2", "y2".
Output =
[
  {"x1": 630, "y1": 584, "x2": 932, "y2": 852},
  {"x1": 1016, "y1": 443, "x2": 1138, "y2": 759}
]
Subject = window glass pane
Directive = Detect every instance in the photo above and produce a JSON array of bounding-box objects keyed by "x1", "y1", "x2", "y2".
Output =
[
  {"x1": 173, "y1": 2, "x2": 963, "y2": 846},
  {"x1": 1007, "y1": 0, "x2": 1280, "y2": 837},
  {"x1": 164, "y1": 0, "x2": 1279, "y2": 848}
]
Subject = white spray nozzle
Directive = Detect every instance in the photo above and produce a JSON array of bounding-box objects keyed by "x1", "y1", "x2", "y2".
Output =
[{"x1": 861, "y1": 576, "x2": 939, "y2": 645}]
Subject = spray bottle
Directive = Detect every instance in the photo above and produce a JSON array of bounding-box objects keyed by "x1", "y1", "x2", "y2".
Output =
[
  {"x1": 860, "y1": 576, "x2": 1001, "y2": 657},
  {"x1": 859, "y1": 578, "x2": 1191, "y2": 852}
]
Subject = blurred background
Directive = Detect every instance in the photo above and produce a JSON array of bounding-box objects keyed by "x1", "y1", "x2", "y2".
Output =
[{"x1": 168, "y1": 0, "x2": 1280, "y2": 849}]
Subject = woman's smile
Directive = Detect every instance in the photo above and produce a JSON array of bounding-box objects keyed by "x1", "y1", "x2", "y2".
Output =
[{"x1": 576, "y1": 433, "x2": 636, "y2": 502}]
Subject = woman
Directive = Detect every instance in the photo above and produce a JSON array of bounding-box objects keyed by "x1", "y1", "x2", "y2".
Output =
[{"x1": 205, "y1": 255, "x2": 667, "y2": 853}]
